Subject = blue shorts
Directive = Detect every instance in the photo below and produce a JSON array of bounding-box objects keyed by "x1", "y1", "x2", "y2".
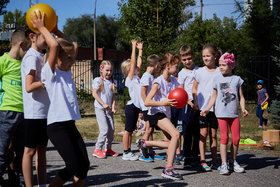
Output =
[{"x1": 125, "y1": 104, "x2": 140, "y2": 132}]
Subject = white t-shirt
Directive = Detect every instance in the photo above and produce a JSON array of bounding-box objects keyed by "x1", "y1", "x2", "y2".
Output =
[
  {"x1": 213, "y1": 74, "x2": 244, "y2": 118},
  {"x1": 125, "y1": 75, "x2": 142, "y2": 109},
  {"x1": 148, "y1": 75, "x2": 179, "y2": 119},
  {"x1": 41, "y1": 62, "x2": 81, "y2": 125},
  {"x1": 178, "y1": 67, "x2": 198, "y2": 101},
  {"x1": 194, "y1": 66, "x2": 221, "y2": 111},
  {"x1": 140, "y1": 72, "x2": 154, "y2": 111},
  {"x1": 21, "y1": 48, "x2": 49, "y2": 119},
  {"x1": 92, "y1": 77, "x2": 116, "y2": 109}
]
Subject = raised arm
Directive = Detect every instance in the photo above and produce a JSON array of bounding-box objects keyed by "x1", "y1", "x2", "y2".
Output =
[
  {"x1": 128, "y1": 40, "x2": 137, "y2": 80},
  {"x1": 136, "y1": 41, "x2": 143, "y2": 69}
]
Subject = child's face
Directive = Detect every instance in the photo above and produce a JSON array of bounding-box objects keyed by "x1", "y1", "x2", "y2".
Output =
[
  {"x1": 56, "y1": 51, "x2": 75, "y2": 71},
  {"x1": 139, "y1": 112, "x2": 143, "y2": 119},
  {"x1": 181, "y1": 55, "x2": 194, "y2": 70},
  {"x1": 257, "y1": 84, "x2": 263, "y2": 89},
  {"x1": 101, "y1": 64, "x2": 113, "y2": 80},
  {"x1": 31, "y1": 33, "x2": 47, "y2": 52},
  {"x1": 168, "y1": 63, "x2": 179, "y2": 76},
  {"x1": 219, "y1": 60, "x2": 232, "y2": 76},
  {"x1": 202, "y1": 49, "x2": 216, "y2": 67}
]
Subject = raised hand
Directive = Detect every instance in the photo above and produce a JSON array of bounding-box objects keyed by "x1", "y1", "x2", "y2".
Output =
[{"x1": 30, "y1": 10, "x2": 45, "y2": 31}]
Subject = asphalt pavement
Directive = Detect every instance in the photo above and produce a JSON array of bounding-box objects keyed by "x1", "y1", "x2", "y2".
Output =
[{"x1": 44, "y1": 141, "x2": 280, "y2": 187}]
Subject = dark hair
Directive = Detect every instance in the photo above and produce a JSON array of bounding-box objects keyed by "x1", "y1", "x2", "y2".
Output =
[
  {"x1": 179, "y1": 45, "x2": 194, "y2": 57},
  {"x1": 147, "y1": 54, "x2": 160, "y2": 67}
]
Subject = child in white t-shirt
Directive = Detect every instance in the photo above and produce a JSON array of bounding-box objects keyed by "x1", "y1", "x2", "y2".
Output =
[
  {"x1": 201, "y1": 52, "x2": 248, "y2": 175},
  {"x1": 21, "y1": 13, "x2": 49, "y2": 187},
  {"x1": 137, "y1": 52, "x2": 183, "y2": 180},
  {"x1": 121, "y1": 40, "x2": 143, "y2": 161},
  {"x1": 35, "y1": 12, "x2": 90, "y2": 186},
  {"x1": 92, "y1": 60, "x2": 118, "y2": 158},
  {"x1": 192, "y1": 44, "x2": 222, "y2": 171}
]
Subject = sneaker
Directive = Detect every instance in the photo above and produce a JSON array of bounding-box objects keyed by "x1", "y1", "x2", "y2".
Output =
[
  {"x1": 139, "y1": 154, "x2": 154, "y2": 162},
  {"x1": 153, "y1": 154, "x2": 165, "y2": 160},
  {"x1": 161, "y1": 167, "x2": 183, "y2": 180},
  {"x1": 173, "y1": 155, "x2": 181, "y2": 165},
  {"x1": 136, "y1": 139, "x2": 149, "y2": 158},
  {"x1": 211, "y1": 162, "x2": 221, "y2": 170},
  {"x1": 229, "y1": 160, "x2": 245, "y2": 173},
  {"x1": 183, "y1": 158, "x2": 192, "y2": 168},
  {"x1": 220, "y1": 163, "x2": 229, "y2": 175},
  {"x1": 104, "y1": 149, "x2": 119, "y2": 157},
  {"x1": 92, "y1": 149, "x2": 106, "y2": 159},
  {"x1": 122, "y1": 152, "x2": 138, "y2": 161}
]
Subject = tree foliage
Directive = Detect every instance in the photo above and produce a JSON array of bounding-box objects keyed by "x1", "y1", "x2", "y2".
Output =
[
  {"x1": 118, "y1": 0, "x2": 195, "y2": 56},
  {"x1": 63, "y1": 14, "x2": 122, "y2": 49},
  {"x1": 2, "y1": 9, "x2": 26, "y2": 30},
  {"x1": 0, "y1": 0, "x2": 9, "y2": 15}
]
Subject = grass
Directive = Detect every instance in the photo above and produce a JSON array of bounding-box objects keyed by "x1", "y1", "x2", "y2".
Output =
[{"x1": 76, "y1": 100, "x2": 280, "y2": 154}]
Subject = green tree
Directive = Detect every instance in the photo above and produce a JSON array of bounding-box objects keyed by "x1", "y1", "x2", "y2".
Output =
[
  {"x1": 118, "y1": 0, "x2": 195, "y2": 57},
  {"x1": 0, "y1": 0, "x2": 9, "y2": 15},
  {"x1": 63, "y1": 14, "x2": 122, "y2": 49},
  {"x1": 2, "y1": 9, "x2": 26, "y2": 30},
  {"x1": 270, "y1": 45, "x2": 280, "y2": 126}
]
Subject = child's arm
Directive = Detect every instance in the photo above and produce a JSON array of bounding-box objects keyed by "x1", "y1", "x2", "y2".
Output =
[
  {"x1": 192, "y1": 79, "x2": 199, "y2": 111},
  {"x1": 239, "y1": 86, "x2": 248, "y2": 117},
  {"x1": 136, "y1": 41, "x2": 143, "y2": 69},
  {"x1": 200, "y1": 89, "x2": 217, "y2": 116},
  {"x1": 111, "y1": 94, "x2": 116, "y2": 114},
  {"x1": 141, "y1": 86, "x2": 148, "y2": 103},
  {"x1": 26, "y1": 11, "x2": 58, "y2": 91},
  {"x1": 92, "y1": 89, "x2": 110, "y2": 110},
  {"x1": 128, "y1": 40, "x2": 137, "y2": 80},
  {"x1": 145, "y1": 83, "x2": 176, "y2": 107}
]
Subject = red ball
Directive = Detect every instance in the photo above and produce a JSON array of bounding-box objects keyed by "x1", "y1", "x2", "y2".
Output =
[{"x1": 168, "y1": 88, "x2": 188, "y2": 108}]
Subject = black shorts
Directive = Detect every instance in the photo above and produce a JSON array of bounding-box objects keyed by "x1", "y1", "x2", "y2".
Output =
[
  {"x1": 142, "y1": 110, "x2": 151, "y2": 121},
  {"x1": 198, "y1": 111, "x2": 218, "y2": 129},
  {"x1": 24, "y1": 119, "x2": 48, "y2": 148},
  {"x1": 125, "y1": 104, "x2": 140, "y2": 132},
  {"x1": 148, "y1": 113, "x2": 167, "y2": 130}
]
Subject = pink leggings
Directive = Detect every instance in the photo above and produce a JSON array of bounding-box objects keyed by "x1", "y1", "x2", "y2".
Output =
[{"x1": 218, "y1": 118, "x2": 240, "y2": 145}]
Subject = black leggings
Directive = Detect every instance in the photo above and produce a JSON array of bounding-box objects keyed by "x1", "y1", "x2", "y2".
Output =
[{"x1": 47, "y1": 120, "x2": 90, "y2": 182}]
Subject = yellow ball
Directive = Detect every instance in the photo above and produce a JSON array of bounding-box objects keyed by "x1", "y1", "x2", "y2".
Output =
[{"x1": 26, "y1": 3, "x2": 57, "y2": 33}]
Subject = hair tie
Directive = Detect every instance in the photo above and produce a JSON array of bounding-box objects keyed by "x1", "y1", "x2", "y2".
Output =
[
  {"x1": 100, "y1": 64, "x2": 104, "y2": 68},
  {"x1": 219, "y1": 52, "x2": 235, "y2": 69}
]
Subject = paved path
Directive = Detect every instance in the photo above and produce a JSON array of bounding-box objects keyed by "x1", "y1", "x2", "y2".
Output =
[{"x1": 45, "y1": 141, "x2": 280, "y2": 187}]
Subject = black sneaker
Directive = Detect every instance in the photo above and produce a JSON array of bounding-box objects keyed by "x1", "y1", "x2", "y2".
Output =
[
  {"x1": 161, "y1": 167, "x2": 183, "y2": 180},
  {"x1": 136, "y1": 139, "x2": 149, "y2": 158}
]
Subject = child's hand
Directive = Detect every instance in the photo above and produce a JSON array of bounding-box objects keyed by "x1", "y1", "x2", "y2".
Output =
[
  {"x1": 200, "y1": 110, "x2": 208, "y2": 117},
  {"x1": 136, "y1": 41, "x2": 143, "y2": 50},
  {"x1": 30, "y1": 10, "x2": 45, "y2": 31},
  {"x1": 102, "y1": 103, "x2": 110, "y2": 110},
  {"x1": 131, "y1": 40, "x2": 137, "y2": 47},
  {"x1": 112, "y1": 108, "x2": 116, "y2": 114},
  {"x1": 242, "y1": 109, "x2": 248, "y2": 117},
  {"x1": 163, "y1": 98, "x2": 177, "y2": 107}
]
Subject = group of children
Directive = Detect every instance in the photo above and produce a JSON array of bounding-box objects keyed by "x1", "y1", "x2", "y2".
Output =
[
  {"x1": 0, "y1": 11, "x2": 89, "y2": 187},
  {"x1": 92, "y1": 39, "x2": 249, "y2": 180},
  {"x1": 0, "y1": 11, "x2": 253, "y2": 186}
]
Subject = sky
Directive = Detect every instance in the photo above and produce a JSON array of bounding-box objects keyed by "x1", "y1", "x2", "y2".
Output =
[{"x1": 1, "y1": 0, "x2": 242, "y2": 30}]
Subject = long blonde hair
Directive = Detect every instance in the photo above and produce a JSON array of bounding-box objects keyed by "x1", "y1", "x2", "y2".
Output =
[{"x1": 99, "y1": 60, "x2": 117, "y2": 94}]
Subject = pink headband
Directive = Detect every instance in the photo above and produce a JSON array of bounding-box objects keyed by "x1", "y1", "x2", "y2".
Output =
[{"x1": 219, "y1": 53, "x2": 235, "y2": 69}]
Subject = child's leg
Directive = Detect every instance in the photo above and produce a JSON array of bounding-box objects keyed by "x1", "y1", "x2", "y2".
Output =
[
  {"x1": 218, "y1": 118, "x2": 230, "y2": 164},
  {"x1": 123, "y1": 131, "x2": 133, "y2": 150},
  {"x1": 146, "y1": 118, "x2": 180, "y2": 167},
  {"x1": 199, "y1": 127, "x2": 208, "y2": 162},
  {"x1": 229, "y1": 118, "x2": 241, "y2": 161},
  {"x1": 22, "y1": 147, "x2": 36, "y2": 187},
  {"x1": 105, "y1": 111, "x2": 115, "y2": 150},
  {"x1": 209, "y1": 128, "x2": 218, "y2": 163},
  {"x1": 95, "y1": 108, "x2": 109, "y2": 150},
  {"x1": 256, "y1": 105, "x2": 263, "y2": 126},
  {"x1": 123, "y1": 104, "x2": 138, "y2": 151},
  {"x1": 36, "y1": 145, "x2": 47, "y2": 185}
]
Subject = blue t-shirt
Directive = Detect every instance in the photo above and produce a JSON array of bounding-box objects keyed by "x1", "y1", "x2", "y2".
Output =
[{"x1": 257, "y1": 89, "x2": 267, "y2": 105}]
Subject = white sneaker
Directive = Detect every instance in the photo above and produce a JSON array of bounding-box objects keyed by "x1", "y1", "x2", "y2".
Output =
[
  {"x1": 229, "y1": 160, "x2": 245, "y2": 173},
  {"x1": 220, "y1": 163, "x2": 229, "y2": 175},
  {"x1": 122, "y1": 152, "x2": 138, "y2": 161}
]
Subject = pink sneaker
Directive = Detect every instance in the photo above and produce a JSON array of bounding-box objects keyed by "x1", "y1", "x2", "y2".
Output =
[
  {"x1": 92, "y1": 149, "x2": 106, "y2": 158},
  {"x1": 104, "y1": 149, "x2": 119, "y2": 157}
]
